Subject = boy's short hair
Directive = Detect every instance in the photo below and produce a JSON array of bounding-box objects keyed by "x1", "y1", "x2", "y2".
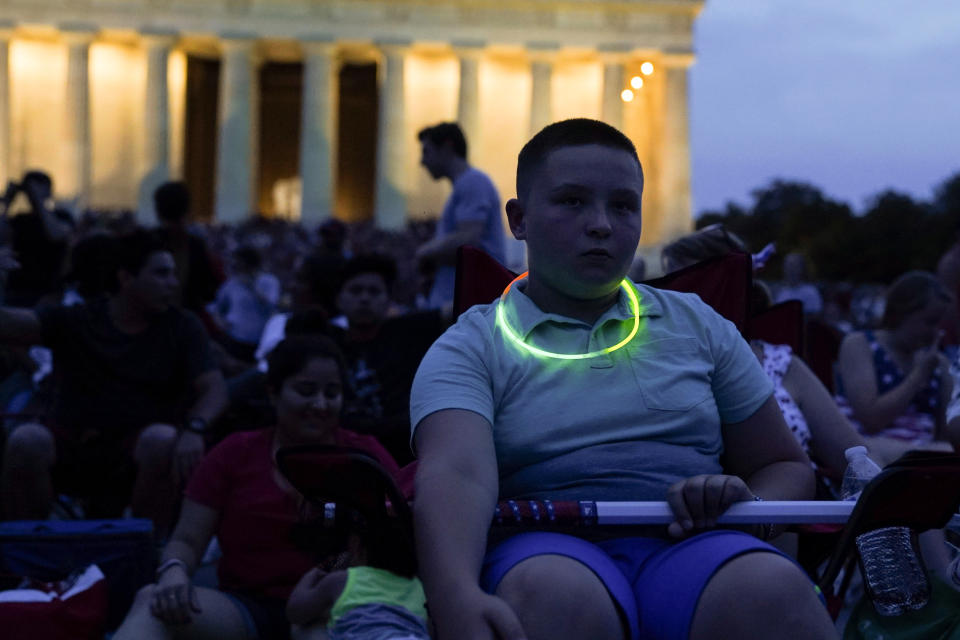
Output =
[
  {"x1": 516, "y1": 118, "x2": 642, "y2": 201},
  {"x1": 338, "y1": 253, "x2": 397, "y2": 293},
  {"x1": 417, "y1": 122, "x2": 468, "y2": 159},
  {"x1": 153, "y1": 181, "x2": 191, "y2": 222}
]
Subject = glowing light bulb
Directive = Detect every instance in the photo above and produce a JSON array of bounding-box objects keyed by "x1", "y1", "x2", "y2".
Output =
[
  {"x1": 630, "y1": 76, "x2": 643, "y2": 89},
  {"x1": 641, "y1": 62, "x2": 654, "y2": 76},
  {"x1": 620, "y1": 89, "x2": 634, "y2": 103}
]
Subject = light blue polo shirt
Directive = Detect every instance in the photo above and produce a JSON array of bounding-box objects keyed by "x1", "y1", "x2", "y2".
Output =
[{"x1": 410, "y1": 278, "x2": 774, "y2": 501}]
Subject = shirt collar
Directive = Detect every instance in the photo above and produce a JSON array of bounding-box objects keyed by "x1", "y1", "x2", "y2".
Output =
[{"x1": 499, "y1": 277, "x2": 662, "y2": 339}]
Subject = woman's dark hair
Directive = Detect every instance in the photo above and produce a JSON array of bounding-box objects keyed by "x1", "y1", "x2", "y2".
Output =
[
  {"x1": 881, "y1": 270, "x2": 953, "y2": 329},
  {"x1": 265, "y1": 335, "x2": 346, "y2": 393}
]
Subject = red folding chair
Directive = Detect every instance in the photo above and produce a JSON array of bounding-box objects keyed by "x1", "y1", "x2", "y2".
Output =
[
  {"x1": 748, "y1": 300, "x2": 805, "y2": 355},
  {"x1": 804, "y1": 319, "x2": 844, "y2": 394}
]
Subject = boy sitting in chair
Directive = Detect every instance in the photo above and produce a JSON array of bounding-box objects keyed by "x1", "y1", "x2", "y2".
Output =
[{"x1": 410, "y1": 119, "x2": 838, "y2": 640}]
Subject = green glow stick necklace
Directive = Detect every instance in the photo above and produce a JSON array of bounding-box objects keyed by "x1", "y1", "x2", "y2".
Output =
[{"x1": 496, "y1": 271, "x2": 641, "y2": 360}]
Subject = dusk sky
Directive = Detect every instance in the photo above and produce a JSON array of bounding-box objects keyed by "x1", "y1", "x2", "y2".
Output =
[{"x1": 689, "y1": 1, "x2": 960, "y2": 216}]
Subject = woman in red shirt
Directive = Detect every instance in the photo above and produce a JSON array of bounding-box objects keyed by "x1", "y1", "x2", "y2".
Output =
[{"x1": 114, "y1": 335, "x2": 405, "y2": 640}]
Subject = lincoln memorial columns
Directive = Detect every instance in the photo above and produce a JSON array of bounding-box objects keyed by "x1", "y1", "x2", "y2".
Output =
[
  {"x1": 374, "y1": 42, "x2": 408, "y2": 230},
  {"x1": 660, "y1": 52, "x2": 695, "y2": 239},
  {"x1": 0, "y1": 23, "x2": 11, "y2": 187},
  {"x1": 454, "y1": 41, "x2": 483, "y2": 148},
  {"x1": 299, "y1": 38, "x2": 337, "y2": 226},
  {"x1": 214, "y1": 35, "x2": 257, "y2": 224},
  {"x1": 138, "y1": 31, "x2": 176, "y2": 224},
  {"x1": 528, "y1": 44, "x2": 556, "y2": 137},
  {"x1": 62, "y1": 25, "x2": 95, "y2": 209}
]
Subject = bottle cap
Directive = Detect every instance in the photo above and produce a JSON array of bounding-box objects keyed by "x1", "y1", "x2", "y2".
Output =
[{"x1": 844, "y1": 445, "x2": 868, "y2": 461}]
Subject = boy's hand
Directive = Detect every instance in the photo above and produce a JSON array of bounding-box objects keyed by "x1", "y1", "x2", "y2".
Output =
[
  {"x1": 430, "y1": 586, "x2": 527, "y2": 640},
  {"x1": 665, "y1": 474, "x2": 755, "y2": 538}
]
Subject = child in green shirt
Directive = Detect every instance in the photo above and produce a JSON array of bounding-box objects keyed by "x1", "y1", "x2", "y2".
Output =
[{"x1": 287, "y1": 533, "x2": 430, "y2": 640}]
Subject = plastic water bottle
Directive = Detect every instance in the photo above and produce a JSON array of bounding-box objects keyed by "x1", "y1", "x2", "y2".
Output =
[
  {"x1": 840, "y1": 446, "x2": 931, "y2": 616},
  {"x1": 839, "y1": 446, "x2": 882, "y2": 502}
]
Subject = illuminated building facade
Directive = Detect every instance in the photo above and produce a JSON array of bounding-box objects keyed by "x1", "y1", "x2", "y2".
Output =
[{"x1": 0, "y1": 0, "x2": 702, "y2": 245}]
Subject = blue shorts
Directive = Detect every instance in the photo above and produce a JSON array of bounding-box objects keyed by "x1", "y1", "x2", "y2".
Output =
[{"x1": 481, "y1": 530, "x2": 815, "y2": 640}]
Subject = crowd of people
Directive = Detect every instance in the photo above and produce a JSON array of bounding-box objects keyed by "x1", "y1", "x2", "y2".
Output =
[{"x1": 0, "y1": 118, "x2": 957, "y2": 639}]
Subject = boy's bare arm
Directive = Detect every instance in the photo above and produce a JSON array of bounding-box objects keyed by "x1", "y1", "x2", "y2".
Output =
[
  {"x1": 286, "y1": 568, "x2": 349, "y2": 626},
  {"x1": 413, "y1": 409, "x2": 526, "y2": 640}
]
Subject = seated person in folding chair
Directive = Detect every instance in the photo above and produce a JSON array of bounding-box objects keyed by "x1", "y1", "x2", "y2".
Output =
[
  {"x1": 114, "y1": 336, "x2": 407, "y2": 640},
  {"x1": 0, "y1": 229, "x2": 227, "y2": 534},
  {"x1": 836, "y1": 271, "x2": 956, "y2": 465},
  {"x1": 411, "y1": 119, "x2": 838, "y2": 640}
]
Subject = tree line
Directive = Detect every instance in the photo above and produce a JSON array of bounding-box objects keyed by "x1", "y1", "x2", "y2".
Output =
[{"x1": 695, "y1": 171, "x2": 960, "y2": 284}]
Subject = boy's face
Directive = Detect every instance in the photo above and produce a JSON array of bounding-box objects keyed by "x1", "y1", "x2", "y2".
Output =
[
  {"x1": 508, "y1": 144, "x2": 643, "y2": 300},
  {"x1": 337, "y1": 272, "x2": 390, "y2": 328},
  {"x1": 120, "y1": 250, "x2": 179, "y2": 314}
]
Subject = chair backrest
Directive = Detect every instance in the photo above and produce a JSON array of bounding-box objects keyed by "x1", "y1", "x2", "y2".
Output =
[
  {"x1": 804, "y1": 319, "x2": 844, "y2": 394},
  {"x1": 453, "y1": 245, "x2": 516, "y2": 319},
  {"x1": 748, "y1": 300, "x2": 805, "y2": 354},
  {"x1": 643, "y1": 251, "x2": 752, "y2": 333},
  {"x1": 454, "y1": 246, "x2": 754, "y2": 333},
  {"x1": 275, "y1": 444, "x2": 417, "y2": 577}
]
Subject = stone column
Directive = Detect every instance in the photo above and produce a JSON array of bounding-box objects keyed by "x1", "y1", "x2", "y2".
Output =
[
  {"x1": 374, "y1": 41, "x2": 408, "y2": 230},
  {"x1": 138, "y1": 31, "x2": 177, "y2": 224},
  {"x1": 62, "y1": 25, "x2": 96, "y2": 210},
  {"x1": 298, "y1": 38, "x2": 337, "y2": 226},
  {"x1": 0, "y1": 23, "x2": 12, "y2": 187},
  {"x1": 527, "y1": 44, "x2": 557, "y2": 137},
  {"x1": 599, "y1": 48, "x2": 627, "y2": 131},
  {"x1": 214, "y1": 35, "x2": 257, "y2": 224},
  {"x1": 660, "y1": 52, "x2": 695, "y2": 239},
  {"x1": 453, "y1": 40, "x2": 483, "y2": 149}
]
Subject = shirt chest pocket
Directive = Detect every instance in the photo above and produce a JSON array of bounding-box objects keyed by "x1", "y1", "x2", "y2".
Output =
[{"x1": 634, "y1": 338, "x2": 713, "y2": 411}]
